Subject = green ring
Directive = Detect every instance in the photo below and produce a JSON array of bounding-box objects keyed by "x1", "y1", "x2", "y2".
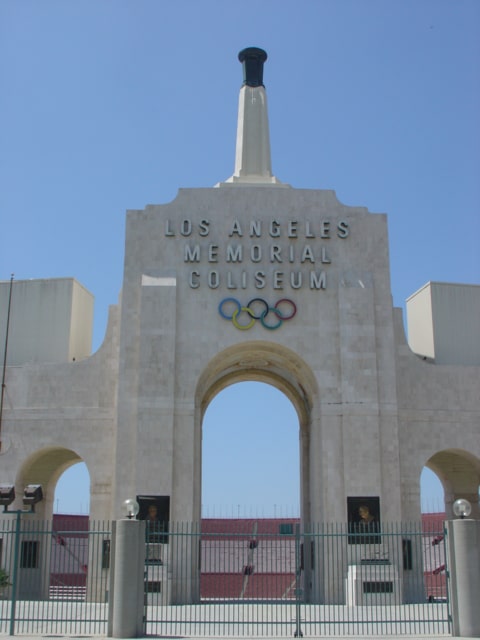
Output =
[{"x1": 260, "y1": 307, "x2": 282, "y2": 330}]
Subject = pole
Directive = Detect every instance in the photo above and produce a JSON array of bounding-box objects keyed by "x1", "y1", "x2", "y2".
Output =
[
  {"x1": 110, "y1": 518, "x2": 146, "y2": 638},
  {"x1": 446, "y1": 518, "x2": 480, "y2": 637},
  {"x1": 0, "y1": 274, "x2": 14, "y2": 452}
]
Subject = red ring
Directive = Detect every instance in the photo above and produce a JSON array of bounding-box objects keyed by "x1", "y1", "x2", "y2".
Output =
[{"x1": 274, "y1": 298, "x2": 297, "y2": 320}]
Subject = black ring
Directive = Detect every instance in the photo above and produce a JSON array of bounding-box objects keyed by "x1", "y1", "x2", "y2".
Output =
[{"x1": 246, "y1": 297, "x2": 269, "y2": 320}]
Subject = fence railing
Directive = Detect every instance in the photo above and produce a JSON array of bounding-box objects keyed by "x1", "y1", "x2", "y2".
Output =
[
  {"x1": 0, "y1": 516, "x2": 111, "y2": 636},
  {"x1": 144, "y1": 519, "x2": 451, "y2": 637},
  {"x1": 0, "y1": 517, "x2": 450, "y2": 637}
]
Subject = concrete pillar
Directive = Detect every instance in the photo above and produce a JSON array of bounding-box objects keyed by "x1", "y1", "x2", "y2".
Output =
[
  {"x1": 446, "y1": 518, "x2": 480, "y2": 638},
  {"x1": 109, "y1": 519, "x2": 145, "y2": 638}
]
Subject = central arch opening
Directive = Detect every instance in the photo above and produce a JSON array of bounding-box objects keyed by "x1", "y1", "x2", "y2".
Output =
[
  {"x1": 202, "y1": 381, "x2": 300, "y2": 518},
  {"x1": 194, "y1": 340, "x2": 317, "y2": 525}
]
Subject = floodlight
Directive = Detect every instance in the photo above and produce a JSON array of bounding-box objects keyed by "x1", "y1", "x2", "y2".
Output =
[
  {"x1": 0, "y1": 484, "x2": 15, "y2": 507},
  {"x1": 452, "y1": 498, "x2": 472, "y2": 519},
  {"x1": 23, "y1": 484, "x2": 43, "y2": 507}
]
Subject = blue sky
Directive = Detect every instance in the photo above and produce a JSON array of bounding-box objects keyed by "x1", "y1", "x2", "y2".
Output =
[{"x1": 1, "y1": 1, "x2": 479, "y2": 516}]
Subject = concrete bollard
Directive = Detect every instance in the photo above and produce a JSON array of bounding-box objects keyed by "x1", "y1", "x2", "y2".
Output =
[
  {"x1": 446, "y1": 518, "x2": 480, "y2": 638},
  {"x1": 109, "y1": 518, "x2": 146, "y2": 638}
]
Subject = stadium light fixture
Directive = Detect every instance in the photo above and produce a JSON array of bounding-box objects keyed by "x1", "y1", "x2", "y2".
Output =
[
  {"x1": 23, "y1": 484, "x2": 43, "y2": 509},
  {"x1": 0, "y1": 484, "x2": 15, "y2": 509}
]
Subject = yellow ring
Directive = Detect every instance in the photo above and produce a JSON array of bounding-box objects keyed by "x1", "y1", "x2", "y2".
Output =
[{"x1": 232, "y1": 307, "x2": 256, "y2": 330}]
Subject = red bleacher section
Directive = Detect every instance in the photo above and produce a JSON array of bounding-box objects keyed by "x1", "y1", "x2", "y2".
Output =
[
  {"x1": 50, "y1": 514, "x2": 447, "y2": 601},
  {"x1": 201, "y1": 518, "x2": 298, "y2": 600},
  {"x1": 421, "y1": 512, "x2": 447, "y2": 601},
  {"x1": 50, "y1": 515, "x2": 89, "y2": 598}
]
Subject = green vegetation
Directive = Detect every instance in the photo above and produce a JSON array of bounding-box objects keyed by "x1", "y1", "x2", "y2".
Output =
[{"x1": 0, "y1": 568, "x2": 10, "y2": 588}]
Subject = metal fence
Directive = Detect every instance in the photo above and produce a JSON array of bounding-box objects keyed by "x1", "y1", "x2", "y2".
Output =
[
  {"x1": 0, "y1": 517, "x2": 450, "y2": 637},
  {"x1": 0, "y1": 516, "x2": 111, "y2": 635},
  {"x1": 144, "y1": 520, "x2": 451, "y2": 637}
]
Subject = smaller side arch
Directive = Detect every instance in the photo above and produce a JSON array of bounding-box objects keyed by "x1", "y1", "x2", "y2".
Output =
[
  {"x1": 426, "y1": 449, "x2": 480, "y2": 519},
  {"x1": 15, "y1": 447, "x2": 86, "y2": 518}
]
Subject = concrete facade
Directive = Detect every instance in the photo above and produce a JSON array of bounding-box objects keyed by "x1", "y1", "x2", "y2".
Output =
[
  {"x1": 0, "y1": 278, "x2": 93, "y2": 366},
  {"x1": 406, "y1": 281, "x2": 480, "y2": 365},
  {"x1": 0, "y1": 47, "x2": 478, "y2": 604}
]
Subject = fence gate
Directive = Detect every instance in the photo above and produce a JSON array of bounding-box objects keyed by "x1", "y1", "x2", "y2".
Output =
[
  {"x1": 144, "y1": 520, "x2": 451, "y2": 637},
  {"x1": 0, "y1": 516, "x2": 111, "y2": 635},
  {"x1": 0, "y1": 517, "x2": 450, "y2": 636}
]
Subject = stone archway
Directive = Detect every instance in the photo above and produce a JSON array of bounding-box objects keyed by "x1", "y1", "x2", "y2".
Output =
[
  {"x1": 426, "y1": 449, "x2": 480, "y2": 519},
  {"x1": 194, "y1": 341, "x2": 319, "y2": 526},
  {"x1": 16, "y1": 447, "x2": 85, "y2": 518}
]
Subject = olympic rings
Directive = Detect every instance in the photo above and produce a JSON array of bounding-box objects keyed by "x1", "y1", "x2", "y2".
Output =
[{"x1": 218, "y1": 297, "x2": 297, "y2": 330}]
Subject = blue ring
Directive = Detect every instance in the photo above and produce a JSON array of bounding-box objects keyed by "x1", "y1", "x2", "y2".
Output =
[{"x1": 218, "y1": 297, "x2": 241, "y2": 320}]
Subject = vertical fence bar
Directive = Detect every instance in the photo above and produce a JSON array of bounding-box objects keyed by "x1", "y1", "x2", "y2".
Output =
[
  {"x1": 294, "y1": 523, "x2": 302, "y2": 638},
  {"x1": 444, "y1": 523, "x2": 452, "y2": 635},
  {"x1": 8, "y1": 511, "x2": 21, "y2": 636}
]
